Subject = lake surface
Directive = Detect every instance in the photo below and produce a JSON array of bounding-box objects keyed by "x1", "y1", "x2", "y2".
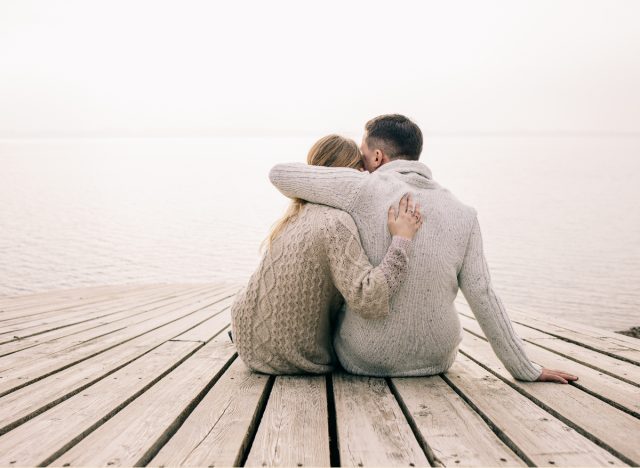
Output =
[{"x1": 1, "y1": 136, "x2": 639, "y2": 331}]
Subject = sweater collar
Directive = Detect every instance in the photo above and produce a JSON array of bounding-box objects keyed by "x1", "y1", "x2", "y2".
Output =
[{"x1": 375, "y1": 159, "x2": 433, "y2": 179}]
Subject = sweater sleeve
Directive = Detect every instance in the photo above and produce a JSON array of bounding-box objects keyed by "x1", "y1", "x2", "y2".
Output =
[
  {"x1": 324, "y1": 210, "x2": 412, "y2": 319},
  {"x1": 458, "y1": 216, "x2": 543, "y2": 382},
  {"x1": 269, "y1": 163, "x2": 367, "y2": 212}
]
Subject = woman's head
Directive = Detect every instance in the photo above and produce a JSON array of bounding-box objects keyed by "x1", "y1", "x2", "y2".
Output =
[
  {"x1": 306, "y1": 134, "x2": 363, "y2": 170},
  {"x1": 264, "y1": 135, "x2": 362, "y2": 250}
]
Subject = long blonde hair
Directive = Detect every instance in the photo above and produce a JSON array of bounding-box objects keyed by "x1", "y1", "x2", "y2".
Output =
[{"x1": 263, "y1": 134, "x2": 362, "y2": 251}]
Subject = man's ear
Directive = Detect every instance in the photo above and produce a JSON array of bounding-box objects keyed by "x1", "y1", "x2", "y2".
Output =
[
  {"x1": 373, "y1": 149, "x2": 385, "y2": 169},
  {"x1": 376, "y1": 149, "x2": 392, "y2": 168}
]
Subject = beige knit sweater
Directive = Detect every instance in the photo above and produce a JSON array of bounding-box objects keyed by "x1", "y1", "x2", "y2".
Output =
[
  {"x1": 269, "y1": 160, "x2": 543, "y2": 381},
  {"x1": 230, "y1": 203, "x2": 412, "y2": 374}
]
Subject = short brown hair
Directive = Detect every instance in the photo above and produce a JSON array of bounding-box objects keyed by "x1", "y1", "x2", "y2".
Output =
[{"x1": 365, "y1": 114, "x2": 423, "y2": 160}]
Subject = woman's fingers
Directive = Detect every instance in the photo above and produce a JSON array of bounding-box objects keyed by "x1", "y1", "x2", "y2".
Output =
[
  {"x1": 399, "y1": 193, "x2": 408, "y2": 213},
  {"x1": 388, "y1": 205, "x2": 396, "y2": 224},
  {"x1": 406, "y1": 194, "x2": 415, "y2": 214}
]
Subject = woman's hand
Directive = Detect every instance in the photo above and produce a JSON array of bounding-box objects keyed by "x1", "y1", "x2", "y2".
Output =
[
  {"x1": 536, "y1": 367, "x2": 579, "y2": 384},
  {"x1": 388, "y1": 193, "x2": 424, "y2": 240}
]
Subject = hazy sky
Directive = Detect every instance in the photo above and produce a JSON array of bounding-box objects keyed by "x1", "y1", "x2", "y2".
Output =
[{"x1": 1, "y1": 0, "x2": 639, "y2": 137}]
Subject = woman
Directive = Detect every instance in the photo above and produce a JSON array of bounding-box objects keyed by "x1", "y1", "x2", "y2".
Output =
[{"x1": 230, "y1": 135, "x2": 423, "y2": 374}]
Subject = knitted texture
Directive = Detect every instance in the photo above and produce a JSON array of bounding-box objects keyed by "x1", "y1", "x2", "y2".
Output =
[
  {"x1": 230, "y1": 203, "x2": 412, "y2": 375},
  {"x1": 269, "y1": 159, "x2": 543, "y2": 381}
]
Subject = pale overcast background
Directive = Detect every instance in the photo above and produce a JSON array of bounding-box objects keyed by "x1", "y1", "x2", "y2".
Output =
[{"x1": 1, "y1": 0, "x2": 639, "y2": 138}]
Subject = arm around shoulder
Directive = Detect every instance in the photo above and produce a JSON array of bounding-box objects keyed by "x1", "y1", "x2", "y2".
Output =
[{"x1": 269, "y1": 163, "x2": 367, "y2": 212}]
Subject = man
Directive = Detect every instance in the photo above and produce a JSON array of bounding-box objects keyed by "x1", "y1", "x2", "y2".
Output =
[{"x1": 269, "y1": 114, "x2": 577, "y2": 383}]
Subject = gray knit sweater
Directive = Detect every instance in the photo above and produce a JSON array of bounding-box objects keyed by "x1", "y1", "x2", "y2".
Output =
[
  {"x1": 269, "y1": 159, "x2": 543, "y2": 381},
  {"x1": 230, "y1": 203, "x2": 412, "y2": 374}
]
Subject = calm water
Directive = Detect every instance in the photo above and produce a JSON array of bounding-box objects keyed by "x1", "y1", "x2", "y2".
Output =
[{"x1": 1, "y1": 136, "x2": 639, "y2": 331}]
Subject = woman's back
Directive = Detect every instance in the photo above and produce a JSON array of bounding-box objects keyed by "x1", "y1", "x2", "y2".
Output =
[
  {"x1": 230, "y1": 203, "x2": 345, "y2": 374},
  {"x1": 230, "y1": 200, "x2": 416, "y2": 374}
]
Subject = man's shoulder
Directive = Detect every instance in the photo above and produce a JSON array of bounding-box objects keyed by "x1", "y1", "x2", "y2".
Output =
[
  {"x1": 418, "y1": 183, "x2": 478, "y2": 234},
  {"x1": 434, "y1": 185, "x2": 477, "y2": 216}
]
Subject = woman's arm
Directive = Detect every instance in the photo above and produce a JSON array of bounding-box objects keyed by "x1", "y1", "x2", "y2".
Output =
[{"x1": 324, "y1": 194, "x2": 422, "y2": 319}]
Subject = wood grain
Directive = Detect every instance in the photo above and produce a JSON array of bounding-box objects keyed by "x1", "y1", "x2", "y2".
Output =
[
  {"x1": 391, "y1": 375, "x2": 525, "y2": 467},
  {"x1": 246, "y1": 375, "x2": 330, "y2": 467},
  {"x1": 149, "y1": 358, "x2": 271, "y2": 467},
  {"x1": 333, "y1": 372, "x2": 429, "y2": 467}
]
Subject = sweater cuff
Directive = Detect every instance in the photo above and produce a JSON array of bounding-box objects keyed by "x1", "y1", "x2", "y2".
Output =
[
  {"x1": 380, "y1": 236, "x2": 413, "y2": 296},
  {"x1": 515, "y1": 360, "x2": 543, "y2": 382},
  {"x1": 391, "y1": 235, "x2": 413, "y2": 252}
]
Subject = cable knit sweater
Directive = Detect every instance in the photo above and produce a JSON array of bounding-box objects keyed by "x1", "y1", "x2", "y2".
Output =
[
  {"x1": 269, "y1": 159, "x2": 543, "y2": 381},
  {"x1": 230, "y1": 203, "x2": 412, "y2": 375}
]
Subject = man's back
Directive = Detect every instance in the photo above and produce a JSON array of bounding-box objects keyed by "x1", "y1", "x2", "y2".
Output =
[
  {"x1": 330, "y1": 160, "x2": 477, "y2": 375},
  {"x1": 269, "y1": 159, "x2": 543, "y2": 380}
]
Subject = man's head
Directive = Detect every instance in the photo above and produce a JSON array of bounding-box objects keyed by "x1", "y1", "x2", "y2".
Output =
[{"x1": 360, "y1": 114, "x2": 423, "y2": 172}]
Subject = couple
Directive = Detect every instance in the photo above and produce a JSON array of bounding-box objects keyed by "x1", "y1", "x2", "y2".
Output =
[{"x1": 231, "y1": 114, "x2": 577, "y2": 384}]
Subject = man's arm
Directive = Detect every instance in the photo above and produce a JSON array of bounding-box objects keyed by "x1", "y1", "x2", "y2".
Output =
[
  {"x1": 269, "y1": 163, "x2": 368, "y2": 212},
  {"x1": 458, "y1": 216, "x2": 543, "y2": 382}
]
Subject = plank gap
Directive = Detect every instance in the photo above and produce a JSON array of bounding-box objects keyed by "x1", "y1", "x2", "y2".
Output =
[
  {"x1": 134, "y1": 353, "x2": 238, "y2": 467},
  {"x1": 461, "y1": 325, "x2": 640, "y2": 419},
  {"x1": 520, "y1": 337, "x2": 640, "y2": 388},
  {"x1": 325, "y1": 373, "x2": 340, "y2": 468},
  {"x1": 237, "y1": 374, "x2": 276, "y2": 467},
  {"x1": 508, "y1": 321, "x2": 640, "y2": 366},
  {"x1": 386, "y1": 377, "x2": 441, "y2": 467},
  {"x1": 0, "y1": 294, "x2": 235, "y2": 398},
  {"x1": 459, "y1": 310, "x2": 640, "y2": 376},
  {"x1": 0, "y1": 309, "x2": 234, "y2": 432},
  {"x1": 0, "y1": 338, "x2": 169, "y2": 436},
  {"x1": 37, "y1": 341, "x2": 208, "y2": 467},
  {"x1": 439, "y1": 373, "x2": 536, "y2": 467},
  {"x1": 457, "y1": 349, "x2": 635, "y2": 466}
]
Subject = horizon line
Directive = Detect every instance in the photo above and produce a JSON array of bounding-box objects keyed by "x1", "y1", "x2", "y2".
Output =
[{"x1": 1, "y1": 129, "x2": 640, "y2": 141}]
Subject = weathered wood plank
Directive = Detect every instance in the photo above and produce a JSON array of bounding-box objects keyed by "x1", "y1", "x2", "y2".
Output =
[
  {"x1": 459, "y1": 314, "x2": 640, "y2": 417},
  {"x1": 0, "y1": 283, "x2": 163, "y2": 317},
  {"x1": 0, "y1": 285, "x2": 183, "y2": 328},
  {"x1": 246, "y1": 375, "x2": 330, "y2": 467},
  {"x1": 444, "y1": 354, "x2": 625, "y2": 466},
  {"x1": 455, "y1": 297, "x2": 640, "y2": 347},
  {"x1": 459, "y1": 331, "x2": 640, "y2": 465},
  {"x1": 514, "y1": 311, "x2": 640, "y2": 349},
  {"x1": 456, "y1": 304, "x2": 640, "y2": 387},
  {"x1": 48, "y1": 334, "x2": 236, "y2": 467},
  {"x1": 169, "y1": 307, "x2": 233, "y2": 343},
  {"x1": 390, "y1": 376, "x2": 525, "y2": 467},
  {"x1": 0, "y1": 301, "x2": 233, "y2": 434},
  {"x1": 0, "y1": 284, "x2": 148, "y2": 310},
  {"x1": 333, "y1": 372, "x2": 429, "y2": 467},
  {"x1": 455, "y1": 299, "x2": 640, "y2": 363},
  {"x1": 456, "y1": 301, "x2": 640, "y2": 385},
  {"x1": 149, "y1": 358, "x2": 271, "y2": 467},
  {"x1": 0, "y1": 289, "x2": 237, "y2": 397},
  {"x1": 0, "y1": 283, "x2": 192, "y2": 338},
  {"x1": 0, "y1": 285, "x2": 208, "y2": 354},
  {"x1": 0, "y1": 340, "x2": 202, "y2": 466},
  {"x1": 0, "y1": 285, "x2": 235, "y2": 370}
]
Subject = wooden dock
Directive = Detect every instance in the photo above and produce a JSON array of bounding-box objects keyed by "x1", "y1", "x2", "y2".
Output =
[{"x1": 0, "y1": 283, "x2": 638, "y2": 467}]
